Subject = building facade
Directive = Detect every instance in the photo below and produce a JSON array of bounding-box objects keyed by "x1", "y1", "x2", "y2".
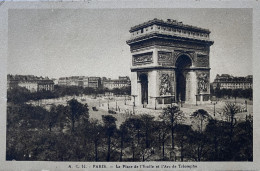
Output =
[
  {"x1": 103, "y1": 76, "x2": 131, "y2": 90},
  {"x1": 37, "y1": 80, "x2": 55, "y2": 91},
  {"x1": 212, "y1": 74, "x2": 253, "y2": 90},
  {"x1": 127, "y1": 18, "x2": 214, "y2": 107},
  {"x1": 88, "y1": 77, "x2": 101, "y2": 89},
  {"x1": 7, "y1": 74, "x2": 54, "y2": 92},
  {"x1": 18, "y1": 81, "x2": 38, "y2": 92},
  {"x1": 58, "y1": 76, "x2": 101, "y2": 89}
]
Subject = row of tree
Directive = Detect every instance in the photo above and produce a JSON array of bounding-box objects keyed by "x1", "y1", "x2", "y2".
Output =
[
  {"x1": 6, "y1": 99, "x2": 252, "y2": 161},
  {"x1": 211, "y1": 87, "x2": 252, "y2": 100},
  {"x1": 7, "y1": 85, "x2": 131, "y2": 104}
]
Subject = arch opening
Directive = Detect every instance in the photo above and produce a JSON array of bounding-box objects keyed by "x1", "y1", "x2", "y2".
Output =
[
  {"x1": 175, "y1": 55, "x2": 192, "y2": 102},
  {"x1": 139, "y1": 74, "x2": 148, "y2": 105}
]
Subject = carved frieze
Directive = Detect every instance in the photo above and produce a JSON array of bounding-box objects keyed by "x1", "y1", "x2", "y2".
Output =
[
  {"x1": 160, "y1": 73, "x2": 172, "y2": 96},
  {"x1": 198, "y1": 73, "x2": 209, "y2": 93},
  {"x1": 130, "y1": 39, "x2": 209, "y2": 52},
  {"x1": 158, "y1": 51, "x2": 174, "y2": 66},
  {"x1": 155, "y1": 39, "x2": 207, "y2": 51},
  {"x1": 132, "y1": 52, "x2": 153, "y2": 66},
  {"x1": 130, "y1": 39, "x2": 154, "y2": 52},
  {"x1": 196, "y1": 55, "x2": 209, "y2": 67}
]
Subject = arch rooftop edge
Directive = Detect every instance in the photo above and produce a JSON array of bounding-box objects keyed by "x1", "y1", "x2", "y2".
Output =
[
  {"x1": 129, "y1": 18, "x2": 211, "y2": 33},
  {"x1": 127, "y1": 18, "x2": 214, "y2": 45}
]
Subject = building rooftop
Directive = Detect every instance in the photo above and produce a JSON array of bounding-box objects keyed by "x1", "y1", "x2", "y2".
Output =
[
  {"x1": 213, "y1": 74, "x2": 253, "y2": 83},
  {"x1": 129, "y1": 18, "x2": 211, "y2": 33}
]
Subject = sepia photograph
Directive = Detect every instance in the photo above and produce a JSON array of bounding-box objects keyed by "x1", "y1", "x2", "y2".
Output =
[{"x1": 1, "y1": 1, "x2": 259, "y2": 170}]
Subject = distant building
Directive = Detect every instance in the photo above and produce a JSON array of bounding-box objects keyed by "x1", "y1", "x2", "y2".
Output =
[
  {"x1": 88, "y1": 77, "x2": 101, "y2": 89},
  {"x1": 52, "y1": 78, "x2": 59, "y2": 85},
  {"x1": 103, "y1": 76, "x2": 131, "y2": 90},
  {"x1": 58, "y1": 76, "x2": 83, "y2": 87},
  {"x1": 67, "y1": 76, "x2": 79, "y2": 86},
  {"x1": 18, "y1": 81, "x2": 38, "y2": 92},
  {"x1": 37, "y1": 80, "x2": 55, "y2": 92},
  {"x1": 57, "y1": 77, "x2": 69, "y2": 86},
  {"x1": 58, "y1": 76, "x2": 102, "y2": 89},
  {"x1": 7, "y1": 74, "x2": 54, "y2": 92},
  {"x1": 212, "y1": 74, "x2": 253, "y2": 90},
  {"x1": 57, "y1": 76, "x2": 130, "y2": 89},
  {"x1": 83, "y1": 77, "x2": 89, "y2": 88}
]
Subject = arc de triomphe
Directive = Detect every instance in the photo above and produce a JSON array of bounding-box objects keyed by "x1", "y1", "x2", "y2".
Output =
[{"x1": 127, "y1": 18, "x2": 214, "y2": 108}]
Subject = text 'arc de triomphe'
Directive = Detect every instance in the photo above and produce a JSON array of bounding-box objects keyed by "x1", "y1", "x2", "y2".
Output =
[{"x1": 126, "y1": 18, "x2": 214, "y2": 108}]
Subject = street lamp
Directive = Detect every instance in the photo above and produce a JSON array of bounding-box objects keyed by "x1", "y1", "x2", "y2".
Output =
[
  {"x1": 133, "y1": 101, "x2": 135, "y2": 115},
  {"x1": 213, "y1": 102, "x2": 216, "y2": 117},
  {"x1": 131, "y1": 95, "x2": 137, "y2": 107},
  {"x1": 116, "y1": 101, "x2": 118, "y2": 111},
  {"x1": 245, "y1": 100, "x2": 247, "y2": 112},
  {"x1": 154, "y1": 97, "x2": 157, "y2": 110},
  {"x1": 195, "y1": 95, "x2": 198, "y2": 106}
]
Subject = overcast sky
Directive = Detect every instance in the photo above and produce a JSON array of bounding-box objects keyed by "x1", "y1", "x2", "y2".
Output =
[{"x1": 8, "y1": 8, "x2": 252, "y2": 81}]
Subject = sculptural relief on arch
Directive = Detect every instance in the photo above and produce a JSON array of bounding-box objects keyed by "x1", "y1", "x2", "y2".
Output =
[{"x1": 127, "y1": 18, "x2": 214, "y2": 108}]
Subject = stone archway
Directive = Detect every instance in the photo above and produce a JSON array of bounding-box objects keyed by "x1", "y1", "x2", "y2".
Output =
[
  {"x1": 175, "y1": 54, "x2": 192, "y2": 102},
  {"x1": 127, "y1": 19, "x2": 214, "y2": 106},
  {"x1": 139, "y1": 74, "x2": 148, "y2": 105}
]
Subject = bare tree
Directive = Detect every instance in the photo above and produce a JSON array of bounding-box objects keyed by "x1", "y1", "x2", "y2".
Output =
[
  {"x1": 67, "y1": 98, "x2": 89, "y2": 133},
  {"x1": 191, "y1": 109, "x2": 211, "y2": 133},
  {"x1": 190, "y1": 109, "x2": 211, "y2": 161},
  {"x1": 102, "y1": 115, "x2": 117, "y2": 161},
  {"x1": 160, "y1": 105, "x2": 185, "y2": 150},
  {"x1": 223, "y1": 102, "x2": 240, "y2": 144}
]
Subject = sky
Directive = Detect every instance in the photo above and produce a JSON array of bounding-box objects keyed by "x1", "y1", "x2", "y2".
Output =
[{"x1": 7, "y1": 8, "x2": 252, "y2": 81}]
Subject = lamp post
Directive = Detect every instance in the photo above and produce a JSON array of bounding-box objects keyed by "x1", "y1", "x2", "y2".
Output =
[
  {"x1": 124, "y1": 94, "x2": 127, "y2": 105},
  {"x1": 108, "y1": 99, "x2": 109, "y2": 110},
  {"x1": 116, "y1": 101, "x2": 117, "y2": 111},
  {"x1": 133, "y1": 101, "x2": 135, "y2": 115},
  {"x1": 245, "y1": 100, "x2": 247, "y2": 112},
  {"x1": 213, "y1": 102, "x2": 216, "y2": 117},
  {"x1": 213, "y1": 101, "x2": 217, "y2": 160},
  {"x1": 131, "y1": 95, "x2": 137, "y2": 107},
  {"x1": 195, "y1": 95, "x2": 198, "y2": 106},
  {"x1": 154, "y1": 99, "x2": 156, "y2": 110}
]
